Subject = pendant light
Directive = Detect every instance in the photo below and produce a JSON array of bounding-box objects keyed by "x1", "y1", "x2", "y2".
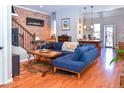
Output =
[
  {"x1": 83, "y1": 7, "x2": 87, "y2": 29},
  {"x1": 90, "y1": 6, "x2": 94, "y2": 29}
]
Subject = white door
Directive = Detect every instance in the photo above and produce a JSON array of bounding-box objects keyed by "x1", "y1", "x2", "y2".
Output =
[{"x1": 104, "y1": 25, "x2": 114, "y2": 48}]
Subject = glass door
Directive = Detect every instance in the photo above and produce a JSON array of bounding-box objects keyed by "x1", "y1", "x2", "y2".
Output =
[{"x1": 104, "y1": 25, "x2": 114, "y2": 48}]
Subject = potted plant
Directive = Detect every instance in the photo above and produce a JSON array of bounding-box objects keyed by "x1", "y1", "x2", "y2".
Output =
[
  {"x1": 110, "y1": 49, "x2": 124, "y2": 87},
  {"x1": 110, "y1": 49, "x2": 124, "y2": 65}
]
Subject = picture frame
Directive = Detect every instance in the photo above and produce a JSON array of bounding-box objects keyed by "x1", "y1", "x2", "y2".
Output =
[{"x1": 61, "y1": 18, "x2": 70, "y2": 31}]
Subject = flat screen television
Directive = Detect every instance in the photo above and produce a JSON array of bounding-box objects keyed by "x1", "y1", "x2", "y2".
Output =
[{"x1": 12, "y1": 28, "x2": 19, "y2": 46}]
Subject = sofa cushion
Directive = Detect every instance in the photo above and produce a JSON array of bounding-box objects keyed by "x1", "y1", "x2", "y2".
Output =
[
  {"x1": 53, "y1": 42, "x2": 63, "y2": 50},
  {"x1": 72, "y1": 46, "x2": 89, "y2": 61}
]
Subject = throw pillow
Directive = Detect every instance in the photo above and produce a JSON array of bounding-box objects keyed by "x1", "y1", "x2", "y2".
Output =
[
  {"x1": 45, "y1": 43, "x2": 54, "y2": 49},
  {"x1": 53, "y1": 42, "x2": 63, "y2": 50},
  {"x1": 62, "y1": 42, "x2": 79, "y2": 52},
  {"x1": 72, "y1": 46, "x2": 89, "y2": 61}
]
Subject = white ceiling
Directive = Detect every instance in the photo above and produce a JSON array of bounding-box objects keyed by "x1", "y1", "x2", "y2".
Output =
[{"x1": 19, "y1": 5, "x2": 124, "y2": 14}]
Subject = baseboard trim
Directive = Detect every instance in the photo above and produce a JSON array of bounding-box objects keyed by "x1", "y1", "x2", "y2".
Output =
[{"x1": 4, "y1": 78, "x2": 13, "y2": 84}]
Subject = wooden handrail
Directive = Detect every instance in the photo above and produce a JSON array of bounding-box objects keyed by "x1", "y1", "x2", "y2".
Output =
[{"x1": 12, "y1": 18, "x2": 34, "y2": 37}]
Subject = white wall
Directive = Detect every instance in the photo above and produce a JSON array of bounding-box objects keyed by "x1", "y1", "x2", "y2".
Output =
[
  {"x1": 0, "y1": 5, "x2": 12, "y2": 85},
  {"x1": 0, "y1": 6, "x2": 4, "y2": 85},
  {"x1": 55, "y1": 7, "x2": 124, "y2": 47},
  {"x1": 12, "y1": 46, "x2": 29, "y2": 62},
  {"x1": 56, "y1": 8, "x2": 81, "y2": 41}
]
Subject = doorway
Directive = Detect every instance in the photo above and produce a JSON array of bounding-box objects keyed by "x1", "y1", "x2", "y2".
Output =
[{"x1": 104, "y1": 25, "x2": 114, "y2": 48}]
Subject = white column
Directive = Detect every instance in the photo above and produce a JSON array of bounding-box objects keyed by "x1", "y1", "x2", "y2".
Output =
[
  {"x1": 0, "y1": 7, "x2": 4, "y2": 84},
  {"x1": 0, "y1": 5, "x2": 12, "y2": 85}
]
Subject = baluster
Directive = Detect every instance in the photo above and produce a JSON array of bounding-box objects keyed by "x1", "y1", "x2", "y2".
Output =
[
  {"x1": 27, "y1": 34, "x2": 29, "y2": 51},
  {"x1": 25, "y1": 31, "x2": 26, "y2": 50},
  {"x1": 24, "y1": 29, "x2": 25, "y2": 49},
  {"x1": 30, "y1": 35, "x2": 31, "y2": 51},
  {"x1": 25, "y1": 30, "x2": 26, "y2": 50},
  {"x1": 25, "y1": 31, "x2": 27, "y2": 49},
  {"x1": 29, "y1": 34, "x2": 31, "y2": 51},
  {"x1": 22, "y1": 28, "x2": 24, "y2": 48},
  {"x1": 25, "y1": 31, "x2": 27, "y2": 50},
  {"x1": 19, "y1": 27, "x2": 21, "y2": 47}
]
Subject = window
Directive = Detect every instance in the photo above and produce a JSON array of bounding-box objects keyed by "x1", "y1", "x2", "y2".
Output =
[
  {"x1": 53, "y1": 20, "x2": 56, "y2": 34},
  {"x1": 51, "y1": 12, "x2": 56, "y2": 36},
  {"x1": 93, "y1": 24, "x2": 100, "y2": 39}
]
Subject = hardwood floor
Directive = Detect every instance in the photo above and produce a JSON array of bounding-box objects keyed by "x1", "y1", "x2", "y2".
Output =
[{"x1": 0, "y1": 48, "x2": 123, "y2": 88}]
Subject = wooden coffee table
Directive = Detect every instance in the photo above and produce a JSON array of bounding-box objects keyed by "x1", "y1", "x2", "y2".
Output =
[
  {"x1": 27, "y1": 49, "x2": 62, "y2": 77},
  {"x1": 27, "y1": 49, "x2": 62, "y2": 64}
]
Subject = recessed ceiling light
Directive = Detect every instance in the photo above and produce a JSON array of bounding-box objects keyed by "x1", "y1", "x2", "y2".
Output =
[{"x1": 40, "y1": 5, "x2": 43, "y2": 8}]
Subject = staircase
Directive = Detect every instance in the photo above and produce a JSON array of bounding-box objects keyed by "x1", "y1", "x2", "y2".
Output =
[{"x1": 12, "y1": 18, "x2": 36, "y2": 51}]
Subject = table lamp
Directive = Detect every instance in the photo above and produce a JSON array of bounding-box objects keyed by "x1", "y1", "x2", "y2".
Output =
[{"x1": 35, "y1": 36, "x2": 40, "y2": 41}]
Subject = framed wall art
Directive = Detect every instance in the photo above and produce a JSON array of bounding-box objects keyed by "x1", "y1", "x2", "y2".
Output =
[
  {"x1": 26, "y1": 17, "x2": 44, "y2": 27},
  {"x1": 61, "y1": 18, "x2": 70, "y2": 31}
]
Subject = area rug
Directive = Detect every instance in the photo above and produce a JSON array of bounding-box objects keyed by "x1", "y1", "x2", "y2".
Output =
[
  {"x1": 22, "y1": 62, "x2": 52, "y2": 76},
  {"x1": 22, "y1": 62, "x2": 75, "y2": 77}
]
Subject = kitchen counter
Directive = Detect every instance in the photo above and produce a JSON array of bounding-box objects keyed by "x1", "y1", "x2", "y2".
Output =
[{"x1": 78, "y1": 39, "x2": 101, "y2": 42}]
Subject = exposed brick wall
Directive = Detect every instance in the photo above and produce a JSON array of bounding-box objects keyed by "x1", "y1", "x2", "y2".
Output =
[{"x1": 14, "y1": 6, "x2": 51, "y2": 40}]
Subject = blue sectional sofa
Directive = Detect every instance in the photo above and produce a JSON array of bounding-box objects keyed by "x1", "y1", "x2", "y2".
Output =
[
  {"x1": 40, "y1": 42, "x2": 98, "y2": 79},
  {"x1": 52, "y1": 45, "x2": 98, "y2": 79}
]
